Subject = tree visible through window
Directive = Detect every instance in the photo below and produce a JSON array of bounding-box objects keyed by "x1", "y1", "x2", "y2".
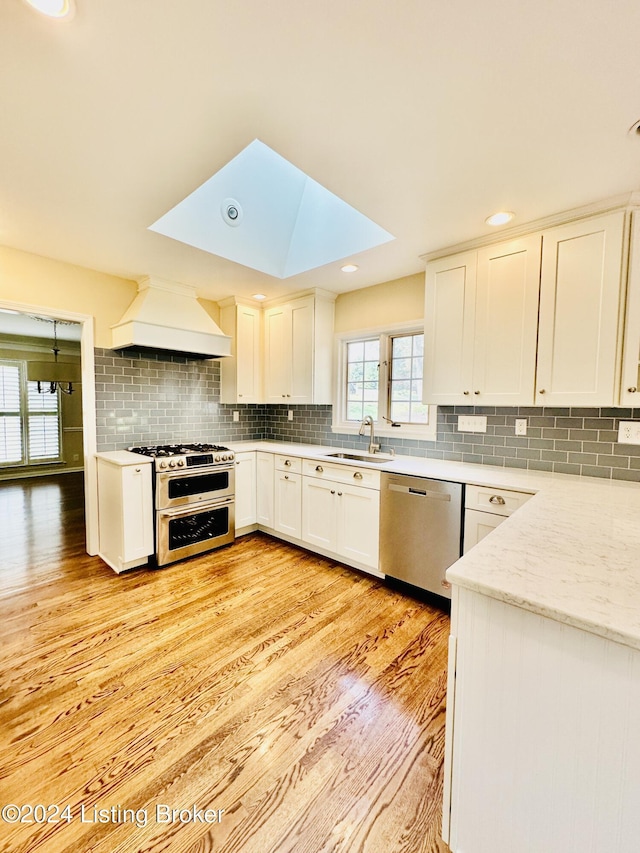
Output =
[{"x1": 344, "y1": 331, "x2": 428, "y2": 426}]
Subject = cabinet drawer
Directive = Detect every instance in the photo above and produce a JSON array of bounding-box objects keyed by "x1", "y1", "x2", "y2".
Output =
[
  {"x1": 274, "y1": 454, "x2": 302, "y2": 473},
  {"x1": 302, "y1": 458, "x2": 380, "y2": 490},
  {"x1": 465, "y1": 484, "x2": 533, "y2": 517}
]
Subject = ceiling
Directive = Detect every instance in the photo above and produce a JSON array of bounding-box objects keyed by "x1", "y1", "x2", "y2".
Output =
[
  {"x1": 1, "y1": 0, "x2": 640, "y2": 304},
  {"x1": 0, "y1": 312, "x2": 81, "y2": 340}
]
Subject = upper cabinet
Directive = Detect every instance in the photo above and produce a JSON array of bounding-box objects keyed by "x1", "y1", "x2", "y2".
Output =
[
  {"x1": 424, "y1": 236, "x2": 541, "y2": 405},
  {"x1": 424, "y1": 201, "x2": 633, "y2": 407},
  {"x1": 219, "y1": 298, "x2": 262, "y2": 404},
  {"x1": 620, "y1": 211, "x2": 640, "y2": 407},
  {"x1": 536, "y1": 211, "x2": 625, "y2": 406},
  {"x1": 263, "y1": 291, "x2": 335, "y2": 404}
]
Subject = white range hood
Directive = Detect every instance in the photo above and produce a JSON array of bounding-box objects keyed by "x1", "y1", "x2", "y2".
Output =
[{"x1": 111, "y1": 276, "x2": 231, "y2": 358}]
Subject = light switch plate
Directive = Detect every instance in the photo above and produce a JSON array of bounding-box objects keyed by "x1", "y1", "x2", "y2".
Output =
[
  {"x1": 457, "y1": 415, "x2": 487, "y2": 433},
  {"x1": 287, "y1": 410, "x2": 294, "y2": 421},
  {"x1": 618, "y1": 421, "x2": 640, "y2": 444},
  {"x1": 515, "y1": 418, "x2": 527, "y2": 436}
]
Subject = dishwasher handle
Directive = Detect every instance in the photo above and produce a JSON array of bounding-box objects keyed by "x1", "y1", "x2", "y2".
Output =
[{"x1": 388, "y1": 483, "x2": 451, "y2": 501}]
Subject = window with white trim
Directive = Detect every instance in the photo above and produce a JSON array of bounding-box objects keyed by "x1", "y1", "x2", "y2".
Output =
[
  {"x1": 333, "y1": 325, "x2": 437, "y2": 441},
  {"x1": 0, "y1": 360, "x2": 62, "y2": 466}
]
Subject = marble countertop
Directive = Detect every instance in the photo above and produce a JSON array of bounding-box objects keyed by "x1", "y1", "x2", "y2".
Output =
[{"x1": 228, "y1": 440, "x2": 640, "y2": 651}]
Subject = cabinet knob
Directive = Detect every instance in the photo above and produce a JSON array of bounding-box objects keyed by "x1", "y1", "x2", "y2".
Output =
[
  {"x1": 315, "y1": 465, "x2": 323, "y2": 472},
  {"x1": 474, "y1": 390, "x2": 480, "y2": 395},
  {"x1": 284, "y1": 459, "x2": 291, "y2": 466},
  {"x1": 337, "y1": 491, "x2": 343, "y2": 496},
  {"x1": 287, "y1": 394, "x2": 291, "y2": 398},
  {"x1": 236, "y1": 460, "x2": 240, "y2": 465},
  {"x1": 353, "y1": 471, "x2": 363, "y2": 480},
  {"x1": 538, "y1": 389, "x2": 546, "y2": 394},
  {"x1": 331, "y1": 489, "x2": 335, "y2": 495},
  {"x1": 284, "y1": 474, "x2": 289, "y2": 480},
  {"x1": 135, "y1": 467, "x2": 141, "y2": 473},
  {"x1": 463, "y1": 390, "x2": 470, "y2": 395},
  {"x1": 238, "y1": 394, "x2": 243, "y2": 397},
  {"x1": 628, "y1": 386, "x2": 638, "y2": 393},
  {"x1": 282, "y1": 394, "x2": 286, "y2": 398},
  {"x1": 489, "y1": 495, "x2": 506, "y2": 505}
]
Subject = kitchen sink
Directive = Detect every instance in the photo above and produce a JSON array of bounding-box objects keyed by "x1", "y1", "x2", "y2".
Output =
[{"x1": 324, "y1": 452, "x2": 394, "y2": 464}]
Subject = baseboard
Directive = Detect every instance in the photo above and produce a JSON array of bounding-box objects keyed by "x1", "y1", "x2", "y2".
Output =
[{"x1": 0, "y1": 466, "x2": 85, "y2": 482}]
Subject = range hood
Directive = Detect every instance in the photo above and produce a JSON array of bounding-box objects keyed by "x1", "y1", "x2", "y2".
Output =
[{"x1": 111, "y1": 276, "x2": 231, "y2": 358}]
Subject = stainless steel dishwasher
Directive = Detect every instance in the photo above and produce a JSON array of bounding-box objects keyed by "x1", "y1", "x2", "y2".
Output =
[{"x1": 380, "y1": 473, "x2": 463, "y2": 598}]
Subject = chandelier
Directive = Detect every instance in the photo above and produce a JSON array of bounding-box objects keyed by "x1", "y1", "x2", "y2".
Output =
[{"x1": 26, "y1": 319, "x2": 81, "y2": 395}]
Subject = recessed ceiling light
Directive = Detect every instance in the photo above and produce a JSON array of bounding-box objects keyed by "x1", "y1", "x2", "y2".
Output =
[
  {"x1": 252, "y1": 293, "x2": 267, "y2": 301},
  {"x1": 485, "y1": 211, "x2": 515, "y2": 227},
  {"x1": 22, "y1": 0, "x2": 75, "y2": 18},
  {"x1": 341, "y1": 264, "x2": 359, "y2": 273}
]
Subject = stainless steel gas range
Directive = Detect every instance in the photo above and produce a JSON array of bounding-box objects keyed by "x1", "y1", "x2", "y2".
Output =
[{"x1": 128, "y1": 443, "x2": 236, "y2": 566}]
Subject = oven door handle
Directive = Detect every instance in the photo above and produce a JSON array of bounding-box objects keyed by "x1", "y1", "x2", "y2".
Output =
[
  {"x1": 157, "y1": 465, "x2": 235, "y2": 481},
  {"x1": 158, "y1": 496, "x2": 234, "y2": 519}
]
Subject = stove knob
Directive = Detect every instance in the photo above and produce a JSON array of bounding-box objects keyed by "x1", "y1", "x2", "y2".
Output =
[
  {"x1": 169, "y1": 460, "x2": 176, "y2": 468},
  {"x1": 215, "y1": 455, "x2": 221, "y2": 462},
  {"x1": 227, "y1": 452, "x2": 234, "y2": 461},
  {"x1": 221, "y1": 453, "x2": 228, "y2": 461},
  {"x1": 159, "y1": 460, "x2": 167, "y2": 469},
  {"x1": 177, "y1": 459, "x2": 185, "y2": 467}
]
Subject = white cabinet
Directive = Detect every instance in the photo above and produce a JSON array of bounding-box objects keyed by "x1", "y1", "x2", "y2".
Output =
[
  {"x1": 96, "y1": 451, "x2": 154, "y2": 573},
  {"x1": 273, "y1": 455, "x2": 302, "y2": 538},
  {"x1": 256, "y1": 451, "x2": 275, "y2": 528},
  {"x1": 462, "y1": 484, "x2": 533, "y2": 554},
  {"x1": 445, "y1": 587, "x2": 640, "y2": 852},
  {"x1": 536, "y1": 211, "x2": 626, "y2": 406},
  {"x1": 219, "y1": 299, "x2": 262, "y2": 404},
  {"x1": 424, "y1": 236, "x2": 541, "y2": 406},
  {"x1": 263, "y1": 291, "x2": 335, "y2": 404},
  {"x1": 620, "y1": 210, "x2": 640, "y2": 406},
  {"x1": 301, "y1": 459, "x2": 381, "y2": 573},
  {"x1": 234, "y1": 451, "x2": 257, "y2": 532}
]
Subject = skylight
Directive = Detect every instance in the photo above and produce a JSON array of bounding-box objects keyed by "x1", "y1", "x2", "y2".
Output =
[{"x1": 149, "y1": 140, "x2": 394, "y2": 279}]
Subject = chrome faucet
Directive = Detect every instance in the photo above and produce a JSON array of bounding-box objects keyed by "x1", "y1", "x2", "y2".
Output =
[{"x1": 359, "y1": 415, "x2": 380, "y2": 455}]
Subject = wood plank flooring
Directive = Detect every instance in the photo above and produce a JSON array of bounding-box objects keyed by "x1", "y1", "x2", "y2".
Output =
[{"x1": 0, "y1": 474, "x2": 451, "y2": 853}]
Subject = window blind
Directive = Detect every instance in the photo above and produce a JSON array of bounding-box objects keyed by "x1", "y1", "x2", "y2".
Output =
[{"x1": 0, "y1": 363, "x2": 23, "y2": 464}]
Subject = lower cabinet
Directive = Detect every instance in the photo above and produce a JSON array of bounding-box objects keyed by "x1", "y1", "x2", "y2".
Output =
[
  {"x1": 463, "y1": 484, "x2": 533, "y2": 553},
  {"x1": 96, "y1": 452, "x2": 154, "y2": 573},
  {"x1": 274, "y1": 454, "x2": 302, "y2": 538},
  {"x1": 234, "y1": 451, "x2": 257, "y2": 532},
  {"x1": 256, "y1": 451, "x2": 275, "y2": 528},
  {"x1": 301, "y1": 470, "x2": 380, "y2": 572}
]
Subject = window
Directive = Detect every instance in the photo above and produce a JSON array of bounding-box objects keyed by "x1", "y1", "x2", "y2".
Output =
[
  {"x1": 334, "y1": 325, "x2": 437, "y2": 440},
  {"x1": 0, "y1": 360, "x2": 62, "y2": 466}
]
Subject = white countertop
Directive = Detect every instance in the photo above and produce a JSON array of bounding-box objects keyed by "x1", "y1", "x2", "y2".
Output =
[{"x1": 229, "y1": 440, "x2": 640, "y2": 651}]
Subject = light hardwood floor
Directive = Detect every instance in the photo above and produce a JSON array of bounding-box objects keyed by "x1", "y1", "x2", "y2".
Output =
[{"x1": 0, "y1": 474, "x2": 451, "y2": 853}]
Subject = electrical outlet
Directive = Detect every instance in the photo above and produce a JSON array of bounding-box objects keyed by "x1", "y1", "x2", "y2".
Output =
[
  {"x1": 618, "y1": 421, "x2": 640, "y2": 444},
  {"x1": 515, "y1": 418, "x2": 527, "y2": 436},
  {"x1": 72, "y1": 453, "x2": 79, "y2": 461},
  {"x1": 457, "y1": 415, "x2": 487, "y2": 433},
  {"x1": 287, "y1": 410, "x2": 294, "y2": 421},
  {"x1": 233, "y1": 411, "x2": 239, "y2": 422}
]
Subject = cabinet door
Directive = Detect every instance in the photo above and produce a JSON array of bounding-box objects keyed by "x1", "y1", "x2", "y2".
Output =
[
  {"x1": 236, "y1": 305, "x2": 261, "y2": 402},
  {"x1": 423, "y1": 252, "x2": 477, "y2": 404},
  {"x1": 620, "y1": 211, "x2": 640, "y2": 406},
  {"x1": 289, "y1": 296, "x2": 314, "y2": 404},
  {"x1": 336, "y1": 483, "x2": 380, "y2": 570},
  {"x1": 472, "y1": 236, "x2": 541, "y2": 405},
  {"x1": 234, "y1": 452, "x2": 257, "y2": 530},
  {"x1": 462, "y1": 509, "x2": 504, "y2": 554},
  {"x1": 536, "y1": 211, "x2": 625, "y2": 406},
  {"x1": 301, "y1": 476, "x2": 337, "y2": 551},
  {"x1": 274, "y1": 471, "x2": 302, "y2": 538},
  {"x1": 264, "y1": 305, "x2": 291, "y2": 402},
  {"x1": 256, "y1": 452, "x2": 275, "y2": 527}
]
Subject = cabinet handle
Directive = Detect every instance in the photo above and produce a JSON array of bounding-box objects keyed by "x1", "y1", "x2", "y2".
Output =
[
  {"x1": 238, "y1": 393, "x2": 243, "y2": 397},
  {"x1": 489, "y1": 495, "x2": 506, "y2": 505},
  {"x1": 282, "y1": 394, "x2": 286, "y2": 398},
  {"x1": 474, "y1": 390, "x2": 480, "y2": 395},
  {"x1": 353, "y1": 472, "x2": 363, "y2": 480},
  {"x1": 236, "y1": 460, "x2": 240, "y2": 465},
  {"x1": 287, "y1": 394, "x2": 291, "y2": 398},
  {"x1": 135, "y1": 468, "x2": 141, "y2": 473},
  {"x1": 284, "y1": 459, "x2": 291, "y2": 466},
  {"x1": 463, "y1": 390, "x2": 470, "y2": 395},
  {"x1": 538, "y1": 389, "x2": 546, "y2": 394},
  {"x1": 337, "y1": 491, "x2": 343, "y2": 496},
  {"x1": 629, "y1": 386, "x2": 638, "y2": 393},
  {"x1": 315, "y1": 465, "x2": 323, "y2": 472},
  {"x1": 284, "y1": 475, "x2": 289, "y2": 480}
]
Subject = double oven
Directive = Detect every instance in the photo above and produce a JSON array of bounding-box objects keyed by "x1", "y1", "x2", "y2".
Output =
[{"x1": 129, "y1": 444, "x2": 235, "y2": 566}]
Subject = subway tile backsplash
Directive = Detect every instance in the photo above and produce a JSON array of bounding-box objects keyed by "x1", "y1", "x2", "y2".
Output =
[{"x1": 95, "y1": 348, "x2": 640, "y2": 482}]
